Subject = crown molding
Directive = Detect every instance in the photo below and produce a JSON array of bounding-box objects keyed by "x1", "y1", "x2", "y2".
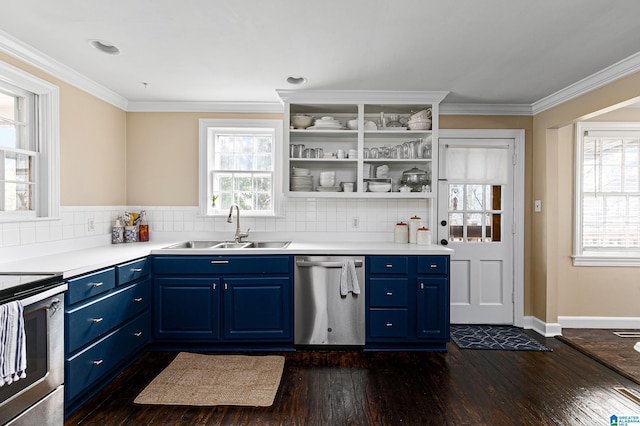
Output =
[
  {"x1": 532, "y1": 51, "x2": 640, "y2": 115},
  {"x1": 126, "y1": 101, "x2": 283, "y2": 113},
  {"x1": 439, "y1": 103, "x2": 533, "y2": 116},
  {"x1": 0, "y1": 29, "x2": 129, "y2": 110}
]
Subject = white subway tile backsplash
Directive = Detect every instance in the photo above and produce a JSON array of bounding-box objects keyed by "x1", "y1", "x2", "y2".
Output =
[{"x1": 0, "y1": 198, "x2": 430, "y2": 250}]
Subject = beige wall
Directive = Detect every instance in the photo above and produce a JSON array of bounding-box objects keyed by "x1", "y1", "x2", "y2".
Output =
[
  {"x1": 125, "y1": 112, "x2": 281, "y2": 206},
  {"x1": 0, "y1": 54, "x2": 127, "y2": 206},
  {"x1": 533, "y1": 71, "x2": 640, "y2": 323}
]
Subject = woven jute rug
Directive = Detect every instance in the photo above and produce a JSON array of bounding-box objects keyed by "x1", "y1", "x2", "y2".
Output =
[{"x1": 134, "y1": 352, "x2": 285, "y2": 407}]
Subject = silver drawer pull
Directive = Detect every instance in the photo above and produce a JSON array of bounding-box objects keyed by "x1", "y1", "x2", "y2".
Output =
[
  {"x1": 420, "y1": 283, "x2": 424, "y2": 289},
  {"x1": 386, "y1": 264, "x2": 393, "y2": 268},
  {"x1": 386, "y1": 292, "x2": 393, "y2": 296},
  {"x1": 210, "y1": 260, "x2": 229, "y2": 264},
  {"x1": 430, "y1": 264, "x2": 438, "y2": 268},
  {"x1": 92, "y1": 317, "x2": 104, "y2": 324},
  {"x1": 131, "y1": 268, "x2": 143, "y2": 273},
  {"x1": 133, "y1": 297, "x2": 143, "y2": 302},
  {"x1": 90, "y1": 282, "x2": 103, "y2": 288},
  {"x1": 212, "y1": 284, "x2": 217, "y2": 290},
  {"x1": 386, "y1": 323, "x2": 393, "y2": 327},
  {"x1": 93, "y1": 359, "x2": 104, "y2": 366},
  {"x1": 134, "y1": 331, "x2": 143, "y2": 337}
]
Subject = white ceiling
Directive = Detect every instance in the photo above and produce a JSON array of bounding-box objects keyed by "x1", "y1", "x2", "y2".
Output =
[{"x1": 1, "y1": 0, "x2": 640, "y2": 110}]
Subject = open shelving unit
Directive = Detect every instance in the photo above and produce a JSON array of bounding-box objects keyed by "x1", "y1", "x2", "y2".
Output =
[{"x1": 277, "y1": 90, "x2": 449, "y2": 199}]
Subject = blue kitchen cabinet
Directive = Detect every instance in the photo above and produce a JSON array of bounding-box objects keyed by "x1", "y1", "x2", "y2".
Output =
[
  {"x1": 152, "y1": 255, "x2": 293, "y2": 345},
  {"x1": 154, "y1": 277, "x2": 221, "y2": 340},
  {"x1": 65, "y1": 257, "x2": 150, "y2": 415},
  {"x1": 366, "y1": 255, "x2": 450, "y2": 351}
]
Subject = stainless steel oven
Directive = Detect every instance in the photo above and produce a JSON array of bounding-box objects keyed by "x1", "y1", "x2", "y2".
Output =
[{"x1": 0, "y1": 274, "x2": 66, "y2": 426}]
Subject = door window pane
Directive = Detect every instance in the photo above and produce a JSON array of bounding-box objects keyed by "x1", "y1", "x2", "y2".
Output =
[{"x1": 447, "y1": 184, "x2": 502, "y2": 243}]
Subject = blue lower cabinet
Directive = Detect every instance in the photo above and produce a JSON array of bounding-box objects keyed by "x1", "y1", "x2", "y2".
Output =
[
  {"x1": 152, "y1": 255, "x2": 294, "y2": 344},
  {"x1": 65, "y1": 260, "x2": 151, "y2": 415},
  {"x1": 223, "y1": 278, "x2": 291, "y2": 340},
  {"x1": 366, "y1": 255, "x2": 450, "y2": 349},
  {"x1": 416, "y1": 277, "x2": 449, "y2": 340},
  {"x1": 66, "y1": 312, "x2": 150, "y2": 402},
  {"x1": 154, "y1": 277, "x2": 221, "y2": 340}
]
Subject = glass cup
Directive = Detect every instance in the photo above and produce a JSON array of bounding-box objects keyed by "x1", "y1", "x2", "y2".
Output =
[{"x1": 315, "y1": 148, "x2": 324, "y2": 158}]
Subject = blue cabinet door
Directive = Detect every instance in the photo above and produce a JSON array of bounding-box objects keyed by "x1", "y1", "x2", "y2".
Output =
[
  {"x1": 222, "y1": 277, "x2": 291, "y2": 341},
  {"x1": 154, "y1": 277, "x2": 221, "y2": 340},
  {"x1": 416, "y1": 276, "x2": 449, "y2": 340}
]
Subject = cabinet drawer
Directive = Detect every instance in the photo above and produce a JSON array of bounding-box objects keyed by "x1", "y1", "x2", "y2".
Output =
[
  {"x1": 67, "y1": 268, "x2": 116, "y2": 305},
  {"x1": 369, "y1": 309, "x2": 409, "y2": 338},
  {"x1": 66, "y1": 311, "x2": 150, "y2": 402},
  {"x1": 66, "y1": 280, "x2": 150, "y2": 354},
  {"x1": 369, "y1": 278, "x2": 408, "y2": 307},
  {"x1": 368, "y1": 256, "x2": 408, "y2": 275},
  {"x1": 417, "y1": 256, "x2": 448, "y2": 275},
  {"x1": 153, "y1": 256, "x2": 291, "y2": 275},
  {"x1": 117, "y1": 258, "x2": 149, "y2": 285}
]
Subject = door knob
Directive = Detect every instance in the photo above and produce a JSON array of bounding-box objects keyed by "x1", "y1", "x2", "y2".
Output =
[
  {"x1": 440, "y1": 220, "x2": 447, "y2": 226},
  {"x1": 440, "y1": 239, "x2": 448, "y2": 246}
]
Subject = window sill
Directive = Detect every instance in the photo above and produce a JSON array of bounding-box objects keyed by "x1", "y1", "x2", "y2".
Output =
[{"x1": 572, "y1": 253, "x2": 640, "y2": 267}]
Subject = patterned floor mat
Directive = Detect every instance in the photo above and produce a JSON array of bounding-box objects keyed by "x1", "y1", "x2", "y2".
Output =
[{"x1": 450, "y1": 325, "x2": 552, "y2": 351}]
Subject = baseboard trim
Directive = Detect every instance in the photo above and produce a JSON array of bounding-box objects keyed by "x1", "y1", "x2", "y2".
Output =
[
  {"x1": 522, "y1": 316, "x2": 562, "y2": 337},
  {"x1": 558, "y1": 316, "x2": 640, "y2": 330}
]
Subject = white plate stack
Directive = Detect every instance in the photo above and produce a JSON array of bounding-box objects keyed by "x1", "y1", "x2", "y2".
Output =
[
  {"x1": 290, "y1": 168, "x2": 312, "y2": 191},
  {"x1": 307, "y1": 116, "x2": 344, "y2": 130}
]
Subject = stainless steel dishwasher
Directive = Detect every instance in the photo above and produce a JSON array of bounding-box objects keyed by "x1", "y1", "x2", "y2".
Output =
[{"x1": 294, "y1": 255, "x2": 365, "y2": 346}]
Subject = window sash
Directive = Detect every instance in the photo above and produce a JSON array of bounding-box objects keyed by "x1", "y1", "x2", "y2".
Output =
[
  {"x1": 198, "y1": 119, "x2": 282, "y2": 217},
  {"x1": 574, "y1": 122, "x2": 640, "y2": 264}
]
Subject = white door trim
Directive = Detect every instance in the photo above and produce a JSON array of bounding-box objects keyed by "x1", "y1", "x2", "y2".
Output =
[{"x1": 439, "y1": 129, "x2": 525, "y2": 327}]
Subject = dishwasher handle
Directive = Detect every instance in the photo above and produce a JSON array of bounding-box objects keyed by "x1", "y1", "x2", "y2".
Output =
[{"x1": 296, "y1": 259, "x2": 363, "y2": 268}]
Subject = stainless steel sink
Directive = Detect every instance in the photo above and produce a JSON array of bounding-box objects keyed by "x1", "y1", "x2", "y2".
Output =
[
  {"x1": 211, "y1": 241, "x2": 253, "y2": 249},
  {"x1": 164, "y1": 240, "x2": 222, "y2": 249},
  {"x1": 163, "y1": 240, "x2": 291, "y2": 249},
  {"x1": 246, "y1": 241, "x2": 291, "y2": 249}
]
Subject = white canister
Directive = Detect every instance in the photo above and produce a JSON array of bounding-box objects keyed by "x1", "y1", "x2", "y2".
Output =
[
  {"x1": 408, "y1": 216, "x2": 421, "y2": 243},
  {"x1": 417, "y1": 227, "x2": 432, "y2": 245},
  {"x1": 394, "y1": 222, "x2": 409, "y2": 243}
]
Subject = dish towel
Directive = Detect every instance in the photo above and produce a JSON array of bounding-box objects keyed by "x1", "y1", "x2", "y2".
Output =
[
  {"x1": 340, "y1": 260, "x2": 360, "y2": 296},
  {"x1": 0, "y1": 300, "x2": 27, "y2": 386}
]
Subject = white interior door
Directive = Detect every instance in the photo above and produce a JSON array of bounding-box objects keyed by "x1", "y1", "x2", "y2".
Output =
[{"x1": 438, "y1": 137, "x2": 515, "y2": 324}]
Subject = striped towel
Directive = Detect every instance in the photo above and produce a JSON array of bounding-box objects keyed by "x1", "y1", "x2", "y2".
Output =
[{"x1": 0, "y1": 301, "x2": 27, "y2": 386}]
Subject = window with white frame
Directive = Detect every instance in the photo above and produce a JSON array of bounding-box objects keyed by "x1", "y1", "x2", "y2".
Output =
[
  {"x1": 198, "y1": 119, "x2": 282, "y2": 216},
  {"x1": 0, "y1": 61, "x2": 59, "y2": 221},
  {"x1": 574, "y1": 122, "x2": 640, "y2": 266}
]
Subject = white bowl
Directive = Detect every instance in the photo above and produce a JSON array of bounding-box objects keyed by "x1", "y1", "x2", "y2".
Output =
[
  {"x1": 407, "y1": 119, "x2": 431, "y2": 130},
  {"x1": 291, "y1": 115, "x2": 314, "y2": 129},
  {"x1": 291, "y1": 167, "x2": 310, "y2": 176},
  {"x1": 346, "y1": 119, "x2": 358, "y2": 130},
  {"x1": 410, "y1": 109, "x2": 432, "y2": 121},
  {"x1": 369, "y1": 183, "x2": 391, "y2": 192}
]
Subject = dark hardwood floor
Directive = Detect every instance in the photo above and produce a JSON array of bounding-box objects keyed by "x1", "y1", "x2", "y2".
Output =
[{"x1": 65, "y1": 332, "x2": 640, "y2": 425}]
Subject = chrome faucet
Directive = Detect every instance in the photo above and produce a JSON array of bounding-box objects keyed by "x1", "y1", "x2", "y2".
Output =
[{"x1": 227, "y1": 203, "x2": 250, "y2": 243}]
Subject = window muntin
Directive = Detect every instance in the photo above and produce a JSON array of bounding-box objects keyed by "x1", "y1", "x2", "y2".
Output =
[
  {"x1": 199, "y1": 119, "x2": 282, "y2": 216},
  {"x1": 574, "y1": 122, "x2": 640, "y2": 265}
]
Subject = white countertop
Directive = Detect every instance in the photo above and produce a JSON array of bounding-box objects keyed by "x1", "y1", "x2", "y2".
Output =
[{"x1": 0, "y1": 237, "x2": 452, "y2": 279}]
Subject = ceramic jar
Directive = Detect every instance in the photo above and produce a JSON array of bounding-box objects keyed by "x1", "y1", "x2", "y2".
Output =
[{"x1": 394, "y1": 222, "x2": 409, "y2": 243}]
